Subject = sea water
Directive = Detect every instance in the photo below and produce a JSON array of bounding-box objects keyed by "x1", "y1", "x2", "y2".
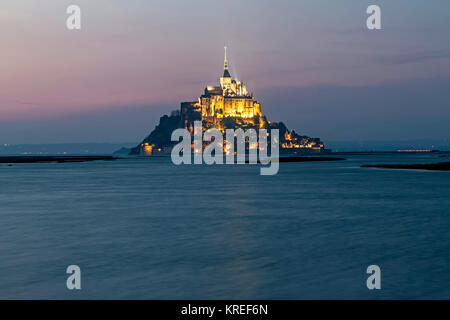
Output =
[{"x1": 0, "y1": 153, "x2": 449, "y2": 299}]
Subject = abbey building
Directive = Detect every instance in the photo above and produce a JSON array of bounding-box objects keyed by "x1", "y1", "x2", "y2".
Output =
[{"x1": 130, "y1": 48, "x2": 326, "y2": 155}]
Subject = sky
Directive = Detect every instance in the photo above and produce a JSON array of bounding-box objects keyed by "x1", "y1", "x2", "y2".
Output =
[{"x1": 1, "y1": 0, "x2": 450, "y2": 144}]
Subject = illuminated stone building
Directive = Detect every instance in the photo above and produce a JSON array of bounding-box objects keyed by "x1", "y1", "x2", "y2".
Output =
[
  {"x1": 181, "y1": 47, "x2": 262, "y2": 132},
  {"x1": 201, "y1": 47, "x2": 261, "y2": 120},
  {"x1": 130, "y1": 48, "x2": 327, "y2": 155}
]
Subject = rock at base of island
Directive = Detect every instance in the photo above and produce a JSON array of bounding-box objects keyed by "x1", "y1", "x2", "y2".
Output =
[
  {"x1": 361, "y1": 162, "x2": 450, "y2": 171},
  {"x1": 278, "y1": 156, "x2": 346, "y2": 163}
]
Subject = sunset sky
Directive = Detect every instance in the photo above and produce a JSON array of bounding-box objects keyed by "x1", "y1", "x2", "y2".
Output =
[{"x1": 1, "y1": 0, "x2": 450, "y2": 144}]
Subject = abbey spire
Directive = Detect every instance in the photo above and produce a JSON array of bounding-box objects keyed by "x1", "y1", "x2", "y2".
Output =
[
  {"x1": 224, "y1": 46, "x2": 228, "y2": 69},
  {"x1": 222, "y1": 46, "x2": 231, "y2": 78}
]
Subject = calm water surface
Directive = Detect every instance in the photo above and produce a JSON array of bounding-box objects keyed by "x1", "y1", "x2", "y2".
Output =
[{"x1": 0, "y1": 153, "x2": 449, "y2": 299}]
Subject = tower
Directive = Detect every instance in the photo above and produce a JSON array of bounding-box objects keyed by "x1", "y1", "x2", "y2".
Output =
[{"x1": 220, "y1": 46, "x2": 232, "y2": 89}]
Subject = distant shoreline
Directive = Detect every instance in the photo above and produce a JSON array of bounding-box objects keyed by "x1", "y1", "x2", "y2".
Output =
[
  {"x1": 362, "y1": 162, "x2": 450, "y2": 171},
  {"x1": 0, "y1": 155, "x2": 118, "y2": 163}
]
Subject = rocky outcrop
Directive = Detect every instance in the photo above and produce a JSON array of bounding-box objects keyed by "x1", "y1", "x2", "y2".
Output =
[{"x1": 129, "y1": 112, "x2": 182, "y2": 155}]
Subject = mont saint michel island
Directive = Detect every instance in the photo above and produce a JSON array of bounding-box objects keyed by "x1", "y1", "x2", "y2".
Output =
[{"x1": 129, "y1": 48, "x2": 326, "y2": 156}]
